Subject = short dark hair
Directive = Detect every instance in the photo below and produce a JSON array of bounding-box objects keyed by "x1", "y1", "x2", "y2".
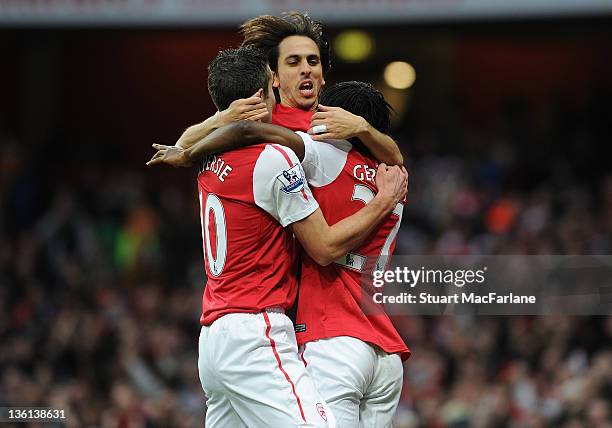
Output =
[
  {"x1": 207, "y1": 46, "x2": 269, "y2": 111},
  {"x1": 240, "y1": 11, "x2": 331, "y2": 73},
  {"x1": 320, "y1": 81, "x2": 392, "y2": 135}
]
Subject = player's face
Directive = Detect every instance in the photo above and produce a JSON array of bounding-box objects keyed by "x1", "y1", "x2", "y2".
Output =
[
  {"x1": 263, "y1": 66, "x2": 275, "y2": 123},
  {"x1": 274, "y1": 35, "x2": 325, "y2": 111}
]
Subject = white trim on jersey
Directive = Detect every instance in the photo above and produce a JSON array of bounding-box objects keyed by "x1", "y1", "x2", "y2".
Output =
[
  {"x1": 253, "y1": 144, "x2": 319, "y2": 227},
  {"x1": 296, "y1": 132, "x2": 352, "y2": 188}
]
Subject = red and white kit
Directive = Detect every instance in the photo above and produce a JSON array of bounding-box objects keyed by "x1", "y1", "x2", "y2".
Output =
[
  {"x1": 295, "y1": 131, "x2": 410, "y2": 428},
  {"x1": 197, "y1": 143, "x2": 334, "y2": 427}
]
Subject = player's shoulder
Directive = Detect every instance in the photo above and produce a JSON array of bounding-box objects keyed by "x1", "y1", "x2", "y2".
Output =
[
  {"x1": 257, "y1": 143, "x2": 301, "y2": 168},
  {"x1": 253, "y1": 144, "x2": 304, "y2": 189},
  {"x1": 220, "y1": 143, "x2": 269, "y2": 161},
  {"x1": 297, "y1": 132, "x2": 352, "y2": 169},
  {"x1": 294, "y1": 133, "x2": 353, "y2": 187},
  {"x1": 198, "y1": 144, "x2": 268, "y2": 175},
  {"x1": 198, "y1": 144, "x2": 269, "y2": 186}
]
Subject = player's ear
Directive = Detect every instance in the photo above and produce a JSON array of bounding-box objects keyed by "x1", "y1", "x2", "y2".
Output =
[{"x1": 272, "y1": 71, "x2": 280, "y2": 88}]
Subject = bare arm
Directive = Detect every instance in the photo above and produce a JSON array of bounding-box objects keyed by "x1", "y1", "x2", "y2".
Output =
[
  {"x1": 186, "y1": 121, "x2": 306, "y2": 162},
  {"x1": 175, "y1": 113, "x2": 222, "y2": 149},
  {"x1": 147, "y1": 121, "x2": 305, "y2": 168},
  {"x1": 291, "y1": 164, "x2": 407, "y2": 266},
  {"x1": 175, "y1": 91, "x2": 268, "y2": 149},
  {"x1": 309, "y1": 105, "x2": 403, "y2": 166},
  {"x1": 357, "y1": 124, "x2": 404, "y2": 166}
]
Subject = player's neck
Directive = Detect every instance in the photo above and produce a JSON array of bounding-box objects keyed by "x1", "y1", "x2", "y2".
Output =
[{"x1": 278, "y1": 96, "x2": 318, "y2": 112}]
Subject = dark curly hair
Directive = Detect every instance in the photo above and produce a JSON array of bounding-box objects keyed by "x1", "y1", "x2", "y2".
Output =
[
  {"x1": 240, "y1": 11, "x2": 331, "y2": 73},
  {"x1": 320, "y1": 81, "x2": 392, "y2": 135}
]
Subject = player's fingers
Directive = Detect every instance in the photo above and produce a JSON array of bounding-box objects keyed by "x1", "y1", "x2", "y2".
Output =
[
  {"x1": 243, "y1": 101, "x2": 266, "y2": 110},
  {"x1": 311, "y1": 111, "x2": 331, "y2": 121},
  {"x1": 236, "y1": 93, "x2": 263, "y2": 105},
  {"x1": 390, "y1": 165, "x2": 403, "y2": 180},
  {"x1": 400, "y1": 169, "x2": 408, "y2": 185},
  {"x1": 246, "y1": 111, "x2": 269, "y2": 122},
  {"x1": 243, "y1": 105, "x2": 268, "y2": 117},
  {"x1": 148, "y1": 151, "x2": 162, "y2": 162},
  {"x1": 311, "y1": 133, "x2": 338, "y2": 141},
  {"x1": 310, "y1": 118, "x2": 333, "y2": 128},
  {"x1": 385, "y1": 166, "x2": 397, "y2": 180},
  {"x1": 317, "y1": 104, "x2": 335, "y2": 111},
  {"x1": 152, "y1": 143, "x2": 171, "y2": 150},
  {"x1": 309, "y1": 119, "x2": 323, "y2": 128},
  {"x1": 240, "y1": 103, "x2": 267, "y2": 116},
  {"x1": 243, "y1": 109, "x2": 268, "y2": 120},
  {"x1": 387, "y1": 165, "x2": 400, "y2": 181},
  {"x1": 244, "y1": 93, "x2": 264, "y2": 104},
  {"x1": 146, "y1": 156, "x2": 162, "y2": 166},
  {"x1": 376, "y1": 163, "x2": 387, "y2": 180},
  {"x1": 232, "y1": 98, "x2": 260, "y2": 113},
  {"x1": 399, "y1": 173, "x2": 408, "y2": 193}
]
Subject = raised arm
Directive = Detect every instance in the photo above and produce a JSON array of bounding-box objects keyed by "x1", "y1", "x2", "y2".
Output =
[
  {"x1": 187, "y1": 121, "x2": 306, "y2": 161},
  {"x1": 147, "y1": 121, "x2": 306, "y2": 168},
  {"x1": 175, "y1": 113, "x2": 222, "y2": 150},
  {"x1": 291, "y1": 163, "x2": 406, "y2": 266},
  {"x1": 175, "y1": 91, "x2": 268, "y2": 149},
  {"x1": 309, "y1": 105, "x2": 403, "y2": 166}
]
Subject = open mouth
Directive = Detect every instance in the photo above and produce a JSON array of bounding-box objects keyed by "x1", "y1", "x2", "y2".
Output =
[{"x1": 298, "y1": 80, "x2": 315, "y2": 98}]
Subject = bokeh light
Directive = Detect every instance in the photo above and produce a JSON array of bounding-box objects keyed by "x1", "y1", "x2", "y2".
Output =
[
  {"x1": 334, "y1": 30, "x2": 374, "y2": 62},
  {"x1": 384, "y1": 61, "x2": 416, "y2": 89}
]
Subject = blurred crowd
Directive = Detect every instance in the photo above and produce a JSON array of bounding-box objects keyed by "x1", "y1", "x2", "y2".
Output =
[{"x1": 1, "y1": 90, "x2": 611, "y2": 427}]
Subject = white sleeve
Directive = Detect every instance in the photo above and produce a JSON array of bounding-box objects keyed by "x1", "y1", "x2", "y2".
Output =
[
  {"x1": 295, "y1": 131, "x2": 351, "y2": 188},
  {"x1": 253, "y1": 145, "x2": 319, "y2": 227}
]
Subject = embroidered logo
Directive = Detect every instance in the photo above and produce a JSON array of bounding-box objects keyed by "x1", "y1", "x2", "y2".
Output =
[{"x1": 276, "y1": 165, "x2": 305, "y2": 194}]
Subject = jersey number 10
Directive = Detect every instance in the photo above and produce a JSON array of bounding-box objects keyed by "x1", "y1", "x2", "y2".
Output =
[{"x1": 199, "y1": 192, "x2": 227, "y2": 277}]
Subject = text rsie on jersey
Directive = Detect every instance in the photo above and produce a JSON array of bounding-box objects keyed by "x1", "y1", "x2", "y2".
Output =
[{"x1": 204, "y1": 155, "x2": 233, "y2": 182}]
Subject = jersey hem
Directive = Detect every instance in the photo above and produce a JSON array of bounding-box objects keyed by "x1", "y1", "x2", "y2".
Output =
[
  {"x1": 296, "y1": 330, "x2": 411, "y2": 361},
  {"x1": 201, "y1": 304, "x2": 290, "y2": 326}
]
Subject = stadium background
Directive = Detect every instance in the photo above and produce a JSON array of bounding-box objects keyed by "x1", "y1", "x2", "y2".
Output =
[{"x1": 1, "y1": 2, "x2": 612, "y2": 427}]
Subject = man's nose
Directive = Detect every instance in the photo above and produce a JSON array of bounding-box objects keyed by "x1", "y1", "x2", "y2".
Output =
[{"x1": 299, "y1": 60, "x2": 312, "y2": 75}]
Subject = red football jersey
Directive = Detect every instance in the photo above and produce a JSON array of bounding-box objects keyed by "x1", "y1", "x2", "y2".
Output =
[
  {"x1": 198, "y1": 143, "x2": 319, "y2": 325},
  {"x1": 272, "y1": 103, "x2": 313, "y2": 131},
  {"x1": 294, "y1": 132, "x2": 411, "y2": 361}
]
